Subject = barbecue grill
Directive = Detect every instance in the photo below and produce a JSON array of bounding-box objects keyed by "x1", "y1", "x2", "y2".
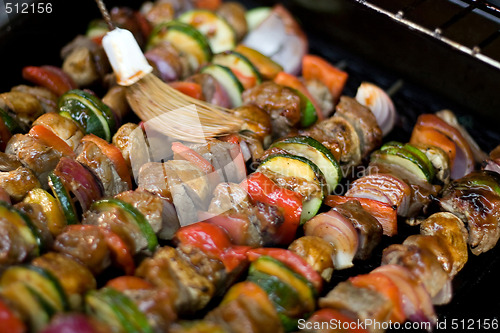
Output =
[{"x1": 1, "y1": 0, "x2": 500, "y2": 330}]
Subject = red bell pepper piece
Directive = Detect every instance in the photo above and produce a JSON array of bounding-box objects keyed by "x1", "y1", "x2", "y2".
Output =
[
  {"x1": 106, "y1": 276, "x2": 154, "y2": 292},
  {"x1": 100, "y1": 228, "x2": 136, "y2": 275},
  {"x1": 199, "y1": 212, "x2": 254, "y2": 246},
  {"x1": 0, "y1": 299, "x2": 26, "y2": 333},
  {"x1": 274, "y1": 71, "x2": 324, "y2": 121},
  {"x1": 29, "y1": 125, "x2": 76, "y2": 158},
  {"x1": 170, "y1": 82, "x2": 204, "y2": 100},
  {"x1": 240, "y1": 172, "x2": 302, "y2": 245},
  {"x1": 171, "y1": 142, "x2": 215, "y2": 174},
  {"x1": 325, "y1": 195, "x2": 398, "y2": 236},
  {"x1": 410, "y1": 124, "x2": 456, "y2": 167},
  {"x1": 247, "y1": 248, "x2": 323, "y2": 292},
  {"x1": 193, "y1": 0, "x2": 221, "y2": 10},
  {"x1": 22, "y1": 66, "x2": 76, "y2": 96},
  {"x1": 302, "y1": 54, "x2": 348, "y2": 102},
  {"x1": 174, "y1": 222, "x2": 249, "y2": 272}
]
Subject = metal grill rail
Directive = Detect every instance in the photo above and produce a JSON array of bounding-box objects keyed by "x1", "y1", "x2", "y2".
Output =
[{"x1": 355, "y1": 0, "x2": 500, "y2": 70}]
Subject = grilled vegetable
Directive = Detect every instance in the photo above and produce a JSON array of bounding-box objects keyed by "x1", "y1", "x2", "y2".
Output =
[
  {"x1": 355, "y1": 82, "x2": 396, "y2": 136},
  {"x1": 174, "y1": 222, "x2": 249, "y2": 273},
  {"x1": 0, "y1": 298, "x2": 26, "y2": 333},
  {"x1": 22, "y1": 66, "x2": 76, "y2": 96},
  {"x1": 241, "y1": 172, "x2": 302, "y2": 244},
  {"x1": 302, "y1": 54, "x2": 348, "y2": 103},
  {"x1": 148, "y1": 21, "x2": 213, "y2": 70},
  {"x1": 411, "y1": 114, "x2": 475, "y2": 179},
  {"x1": 247, "y1": 248, "x2": 322, "y2": 293},
  {"x1": 304, "y1": 210, "x2": 359, "y2": 270},
  {"x1": 248, "y1": 256, "x2": 316, "y2": 331},
  {"x1": 2, "y1": 281, "x2": 53, "y2": 331},
  {"x1": 85, "y1": 287, "x2": 153, "y2": 333},
  {"x1": 242, "y1": 5, "x2": 307, "y2": 75},
  {"x1": 271, "y1": 136, "x2": 341, "y2": 193},
  {"x1": 53, "y1": 157, "x2": 103, "y2": 213},
  {"x1": 258, "y1": 154, "x2": 325, "y2": 224},
  {"x1": 179, "y1": 10, "x2": 236, "y2": 53},
  {"x1": 58, "y1": 89, "x2": 116, "y2": 142},
  {"x1": 325, "y1": 195, "x2": 398, "y2": 237},
  {"x1": 1, "y1": 265, "x2": 69, "y2": 313},
  {"x1": 234, "y1": 45, "x2": 283, "y2": 80},
  {"x1": 213, "y1": 51, "x2": 262, "y2": 89},
  {"x1": 48, "y1": 172, "x2": 78, "y2": 226},
  {"x1": 201, "y1": 64, "x2": 244, "y2": 107}
]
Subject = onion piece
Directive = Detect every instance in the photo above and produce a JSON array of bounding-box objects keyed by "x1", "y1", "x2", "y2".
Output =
[
  {"x1": 355, "y1": 82, "x2": 396, "y2": 136},
  {"x1": 242, "y1": 4, "x2": 307, "y2": 75},
  {"x1": 374, "y1": 264, "x2": 437, "y2": 325},
  {"x1": 436, "y1": 110, "x2": 487, "y2": 163},
  {"x1": 415, "y1": 114, "x2": 475, "y2": 179},
  {"x1": 346, "y1": 173, "x2": 411, "y2": 216},
  {"x1": 304, "y1": 210, "x2": 358, "y2": 270},
  {"x1": 54, "y1": 157, "x2": 102, "y2": 212}
]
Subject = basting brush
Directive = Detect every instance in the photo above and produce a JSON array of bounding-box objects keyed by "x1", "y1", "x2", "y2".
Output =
[{"x1": 95, "y1": 0, "x2": 244, "y2": 142}]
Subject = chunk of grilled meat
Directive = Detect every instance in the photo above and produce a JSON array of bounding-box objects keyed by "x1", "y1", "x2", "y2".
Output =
[
  {"x1": 242, "y1": 82, "x2": 302, "y2": 139},
  {"x1": 0, "y1": 166, "x2": 40, "y2": 201},
  {"x1": 122, "y1": 287, "x2": 177, "y2": 332},
  {"x1": 11, "y1": 85, "x2": 58, "y2": 114},
  {"x1": 82, "y1": 206, "x2": 147, "y2": 254},
  {"x1": 440, "y1": 170, "x2": 500, "y2": 255},
  {"x1": 319, "y1": 281, "x2": 392, "y2": 333},
  {"x1": 301, "y1": 116, "x2": 361, "y2": 174},
  {"x1": 53, "y1": 225, "x2": 111, "y2": 275},
  {"x1": 382, "y1": 242, "x2": 449, "y2": 299},
  {"x1": 136, "y1": 246, "x2": 215, "y2": 314},
  {"x1": 335, "y1": 96, "x2": 382, "y2": 158},
  {"x1": 164, "y1": 160, "x2": 211, "y2": 226},
  {"x1": 176, "y1": 243, "x2": 227, "y2": 292},
  {"x1": 0, "y1": 152, "x2": 23, "y2": 172},
  {"x1": 0, "y1": 92, "x2": 43, "y2": 130},
  {"x1": 115, "y1": 190, "x2": 164, "y2": 234},
  {"x1": 333, "y1": 200, "x2": 383, "y2": 260},
  {"x1": 288, "y1": 236, "x2": 335, "y2": 282},
  {"x1": 420, "y1": 212, "x2": 468, "y2": 276},
  {"x1": 76, "y1": 140, "x2": 129, "y2": 197},
  {"x1": 0, "y1": 216, "x2": 36, "y2": 268},
  {"x1": 137, "y1": 162, "x2": 172, "y2": 201},
  {"x1": 6, "y1": 134, "x2": 62, "y2": 189},
  {"x1": 112, "y1": 123, "x2": 138, "y2": 172}
]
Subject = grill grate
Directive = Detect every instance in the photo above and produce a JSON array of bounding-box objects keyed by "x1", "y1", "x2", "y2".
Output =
[{"x1": 355, "y1": 0, "x2": 500, "y2": 70}]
